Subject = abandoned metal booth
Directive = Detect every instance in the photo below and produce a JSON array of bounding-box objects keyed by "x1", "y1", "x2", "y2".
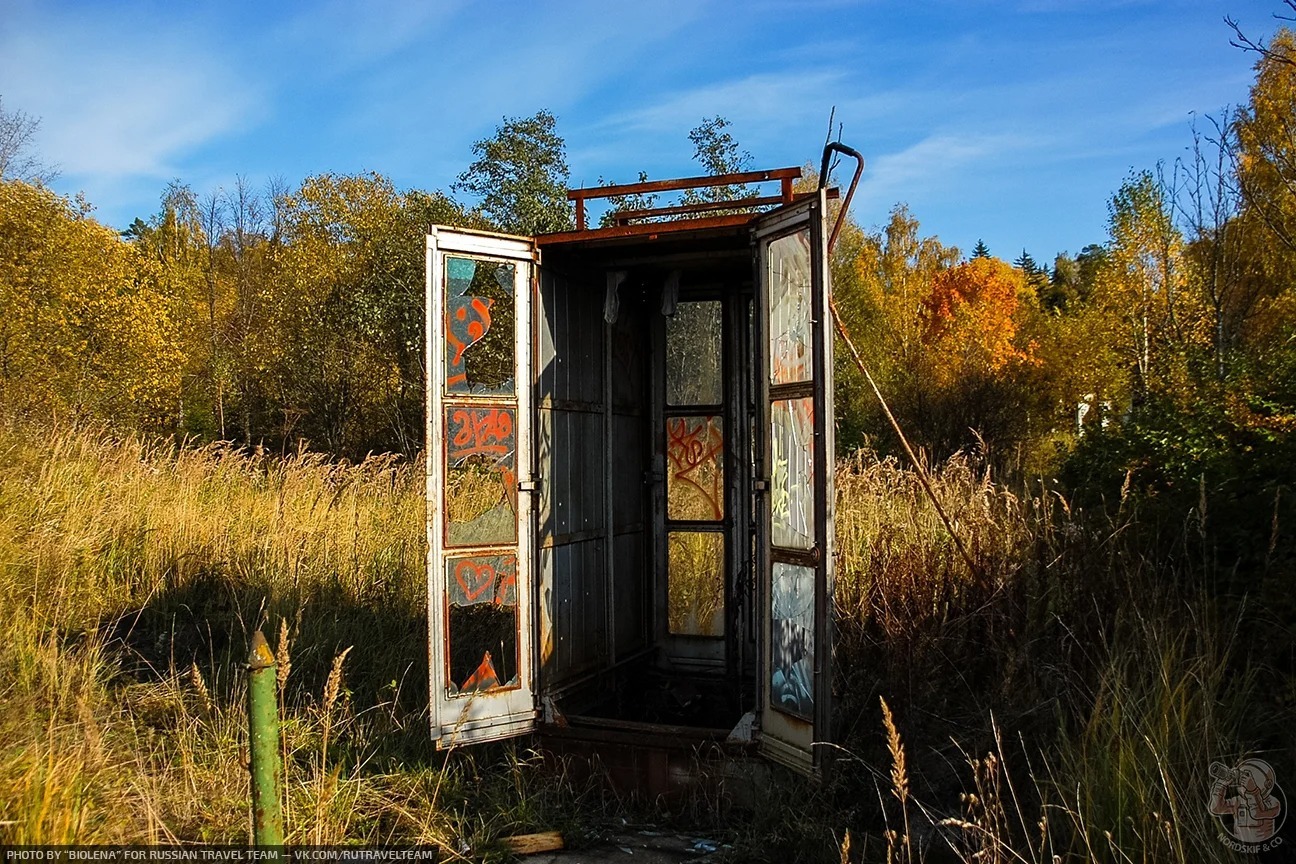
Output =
[{"x1": 424, "y1": 165, "x2": 841, "y2": 783}]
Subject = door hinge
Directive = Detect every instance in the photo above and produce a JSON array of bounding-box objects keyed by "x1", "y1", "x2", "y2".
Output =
[{"x1": 518, "y1": 478, "x2": 542, "y2": 493}]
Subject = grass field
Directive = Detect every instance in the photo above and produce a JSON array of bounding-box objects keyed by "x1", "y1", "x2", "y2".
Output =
[{"x1": 0, "y1": 421, "x2": 1287, "y2": 861}]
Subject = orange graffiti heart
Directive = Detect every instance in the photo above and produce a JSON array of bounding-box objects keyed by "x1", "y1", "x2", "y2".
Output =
[{"x1": 454, "y1": 560, "x2": 496, "y2": 602}]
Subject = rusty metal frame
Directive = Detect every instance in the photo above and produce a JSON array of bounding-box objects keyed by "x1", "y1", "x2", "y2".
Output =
[
  {"x1": 818, "y1": 142, "x2": 865, "y2": 253},
  {"x1": 609, "y1": 191, "x2": 832, "y2": 226},
  {"x1": 541, "y1": 213, "x2": 757, "y2": 245},
  {"x1": 567, "y1": 167, "x2": 803, "y2": 232}
]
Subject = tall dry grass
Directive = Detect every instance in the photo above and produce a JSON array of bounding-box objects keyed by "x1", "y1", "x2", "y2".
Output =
[
  {"x1": 1, "y1": 420, "x2": 1286, "y2": 860},
  {"x1": 0, "y1": 421, "x2": 586, "y2": 851},
  {"x1": 831, "y1": 449, "x2": 1286, "y2": 863}
]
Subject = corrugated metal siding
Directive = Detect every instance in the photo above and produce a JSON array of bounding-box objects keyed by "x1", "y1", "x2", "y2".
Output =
[
  {"x1": 610, "y1": 294, "x2": 648, "y2": 660},
  {"x1": 537, "y1": 269, "x2": 648, "y2": 688}
]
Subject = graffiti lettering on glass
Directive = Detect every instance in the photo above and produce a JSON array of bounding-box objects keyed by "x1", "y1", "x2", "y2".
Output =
[
  {"x1": 770, "y1": 562, "x2": 815, "y2": 717},
  {"x1": 445, "y1": 256, "x2": 515, "y2": 396},
  {"x1": 768, "y1": 231, "x2": 813, "y2": 385},
  {"x1": 445, "y1": 406, "x2": 517, "y2": 546},
  {"x1": 666, "y1": 415, "x2": 725, "y2": 522},
  {"x1": 771, "y1": 398, "x2": 815, "y2": 550}
]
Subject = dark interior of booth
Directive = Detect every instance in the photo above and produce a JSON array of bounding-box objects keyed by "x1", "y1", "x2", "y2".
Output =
[{"x1": 532, "y1": 224, "x2": 760, "y2": 739}]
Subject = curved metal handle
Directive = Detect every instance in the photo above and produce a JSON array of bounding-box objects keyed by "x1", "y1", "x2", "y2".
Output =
[{"x1": 818, "y1": 142, "x2": 864, "y2": 254}]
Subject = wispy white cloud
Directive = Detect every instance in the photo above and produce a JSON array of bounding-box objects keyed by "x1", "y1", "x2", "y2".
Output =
[
  {"x1": 597, "y1": 70, "x2": 850, "y2": 136},
  {"x1": 858, "y1": 132, "x2": 1041, "y2": 208},
  {"x1": 0, "y1": 5, "x2": 256, "y2": 183},
  {"x1": 360, "y1": 0, "x2": 707, "y2": 182},
  {"x1": 272, "y1": 0, "x2": 466, "y2": 77},
  {"x1": 568, "y1": 68, "x2": 909, "y2": 182}
]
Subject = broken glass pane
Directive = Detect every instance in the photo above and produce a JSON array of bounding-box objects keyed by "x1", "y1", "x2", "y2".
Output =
[
  {"x1": 666, "y1": 415, "x2": 725, "y2": 521},
  {"x1": 666, "y1": 300, "x2": 722, "y2": 405},
  {"x1": 445, "y1": 256, "x2": 515, "y2": 396},
  {"x1": 445, "y1": 405, "x2": 517, "y2": 546},
  {"x1": 446, "y1": 551, "x2": 519, "y2": 607},
  {"x1": 447, "y1": 610, "x2": 519, "y2": 695},
  {"x1": 771, "y1": 397, "x2": 814, "y2": 549},
  {"x1": 770, "y1": 562, "x2": 814, "y2": 718},
  {"x1": 446, "y1": 553, "x2": 519, "y2": 696},
  {"x1": 667, "y1": 531, "x2": 725, "y2": 636},
  {"x1": 768, "y1": 231, "x2": 813, "y2": 385}
]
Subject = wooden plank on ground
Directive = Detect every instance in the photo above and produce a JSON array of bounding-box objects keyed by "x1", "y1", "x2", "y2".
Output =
[{"x1": 504, "y1": 831, "x2": 565, "y2": 855}]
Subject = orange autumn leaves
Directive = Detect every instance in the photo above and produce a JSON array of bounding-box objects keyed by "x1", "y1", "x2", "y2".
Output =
[{"x1": 920, "y1": 256, "x2": 1035, "y2": 388}]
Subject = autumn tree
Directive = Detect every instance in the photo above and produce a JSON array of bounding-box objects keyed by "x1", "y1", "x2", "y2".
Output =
[
  {"x1": 0, "y1": 180, "x2": 181, "y2": 426},
  {"x1": 125, "y1": 170, "x2": 473, "y2": 456},
  {"x1": 455, "y1": 110, "x2": 572, "y2": 235},
  {"x1": 1092, "y1": 170, "x2": 1197, "y2": 401},
  {"x1": 922, "y1": 257, "x2": 1029, "y2": 385},
  {"x1": 277, "y1": 172, "x2": 471, "y2": 455},
  {"x1": 911, "y1": 255, "x2": 1052, "y2": 459},
  {"x1": 681, "y1": 116, "x2": 754, "y2": 204},
  {"x1": 1233, "y1": 30, "x2": 1296, "y2": 250},
  {"x1": 0, "y1": 96, "x2": 57, "y2": 184},
  {"x1": 1173, "y1": 114, "x2": 1276, "y2": 383},
  {"x1": 131, "y1": 178, "x2": 282, "y2": 442},
  {"x1": 128, "y1": 181, "x2": 218, "y2": 432},
  {"x1": 831, "y1": 205, "x2": 960, "y2": 452}
]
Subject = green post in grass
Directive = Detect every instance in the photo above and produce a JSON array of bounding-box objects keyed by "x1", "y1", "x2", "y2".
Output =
[{"x1": 247, "y1": 629, "x2": 285, "y2": 848}]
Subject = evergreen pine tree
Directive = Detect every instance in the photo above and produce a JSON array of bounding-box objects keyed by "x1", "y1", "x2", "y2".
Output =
[{"x1": 1013, "y1": 248, "x2": 1038, "y2": 275}]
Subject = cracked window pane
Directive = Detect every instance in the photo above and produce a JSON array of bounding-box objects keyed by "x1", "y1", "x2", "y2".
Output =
[{"x1": 666, "y1": 300, "x2": 722, "y2": 405}]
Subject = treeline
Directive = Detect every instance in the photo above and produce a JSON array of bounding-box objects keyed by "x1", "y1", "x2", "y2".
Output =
[
  {"x1": 0, "y1": 109, "x2": 586, "y2": 457},
  {"x1": 1, "y1": 174, "x2": 481, "y2": 456},
  {"x1": 0, "y1": 110, "x2": 725, "y2": 458},
  {"x1": 6, "y1": 35, "x2": 1296, "y2": 489},
  {"x1": 833, "y1": 31, "x2": 1296, "y2": 510}
]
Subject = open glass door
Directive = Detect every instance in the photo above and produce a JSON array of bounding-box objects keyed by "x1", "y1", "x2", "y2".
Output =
[
  {"x1": 426, "y1": 227, "x2": 537, "y2": 747},
  {"x1": 753, "y1": 192, "x2": 835, "y2": 774}
]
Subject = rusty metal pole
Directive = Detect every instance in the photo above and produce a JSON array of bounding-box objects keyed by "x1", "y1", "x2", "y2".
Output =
[{"x1": 247, "y1": 629, "x2": 285, "y2": 848}]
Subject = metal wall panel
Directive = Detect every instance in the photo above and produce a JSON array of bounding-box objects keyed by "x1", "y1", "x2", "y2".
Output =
[
  {"x1": 536, "y1": 409, "x2": 605, "y2": 540},
  {"x1": 613, "y1": 532, "x2": 646, "y2": 658},
  {"x1": 611, "y1": 413, "x2": 645, "y2": 529},
  {"x1": 611, "y1": 296, "x2": 646, "y2": 410},
  {"x1": 536, "y1": 268, "x2": 614, "y2": 688},
  {"x1": 543, "y1": 537, "x2": 607, "y2": 679}
]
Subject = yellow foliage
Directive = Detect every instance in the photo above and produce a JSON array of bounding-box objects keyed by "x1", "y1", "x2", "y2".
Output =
[
  {"x1": 0, "y1": 181, "x2": 182, "y2": 427},
  {"x1": 921, "y1": 257, "x2": 1031, "y2": 387}
]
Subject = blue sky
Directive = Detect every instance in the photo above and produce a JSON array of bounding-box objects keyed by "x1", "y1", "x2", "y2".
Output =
[{"x1": 0, "y1": 0, "x2": 1277, "y2": 260}]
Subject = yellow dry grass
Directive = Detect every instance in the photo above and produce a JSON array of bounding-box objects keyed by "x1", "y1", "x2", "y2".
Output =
[{"x1": 0, "y1": 421, "x2": 1275, "y2": 862}]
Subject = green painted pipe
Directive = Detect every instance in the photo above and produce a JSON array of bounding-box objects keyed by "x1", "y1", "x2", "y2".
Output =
[{"x1": 247, "y1": 629, "x2": 285, "y2": 848}]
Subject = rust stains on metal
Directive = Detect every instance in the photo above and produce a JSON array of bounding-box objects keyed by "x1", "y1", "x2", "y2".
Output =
[
  {"x1": 567, "y1": 166, "x2": 803, "y2": 232},
  {"x1": 818, "y1": 141, "x2": 865, "y2": 253},
  {"x1": 539, "y1": 212, "x2": 757, "y2": 246}
]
